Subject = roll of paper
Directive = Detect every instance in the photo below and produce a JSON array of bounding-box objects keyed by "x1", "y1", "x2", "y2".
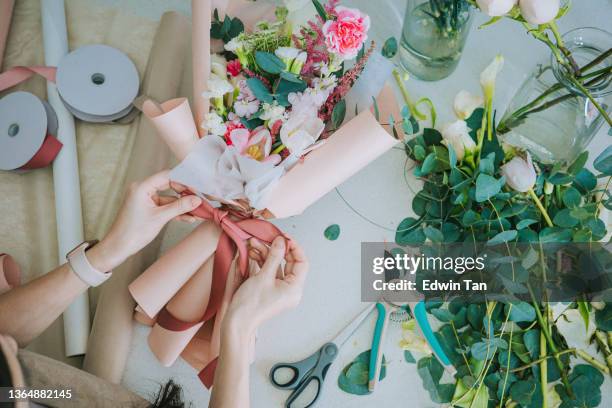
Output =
[
  {"x1": 83, "y1": 11, "x2": 192, "y2": 383},
  {"x1": 40, "y1": 0, "x2": 89, "y2": 357},
  {"x1": 192, "y1": 0, "x2": 211, "y2": 135},
  {"x1": 0, "y1": 0, "x2": 14, "y2": 70}
]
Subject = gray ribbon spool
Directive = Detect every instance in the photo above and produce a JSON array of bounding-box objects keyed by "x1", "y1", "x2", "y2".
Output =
[
  {"x1": 56, "y1": 44, "x2": 140, "y2": 123},
  {"x1": 0, "y1": 91, "x2": 57, "y2": 171}
]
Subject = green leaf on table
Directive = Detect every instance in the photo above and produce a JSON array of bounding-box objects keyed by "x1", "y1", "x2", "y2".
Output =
[
  {"x1": 562, "y1": 187, "x2": 582, "y2": 208},
  {"x1": 332, "y1": 99, "x2": 347, "y2": 129},
  {"x1": 246, "y1": 78, "x2": 273, "y2": 103},
  {"x1": 475, "y1": 174, "x2": 502, "y2": 202},
  {"x1": 382, "y1": 37, "x2": 398, "y2": 58},
  {"x1": 568, "y1": 151, "x2": 589, "y2": 175},
  {"x1": 487, "y1": 230, "x2": 517, "y2": 245},
  {"x1": 595, "y1": 304, "x2": 612, "y2": 331},
  {"x1": 506, "y1": 302, "x2": 536, "y2": 322},
  {"x1": 255, "y1": 51, "x2": 285, "y2": 74},
  {"x1": 404, "y1": 350, "x2": 416, "y2": 363},
  {"x1": 324, "y1": 224, "x2": 340, "y2": 241},
  {"x1": 594, "y1": 145, "x2": 612, "y2": 175},
  {"x1": 417, "y1": 357, "x2": 454, "y2": 403},
  {"x1": 338, "y1": 349, "x2": 386, "y2": 395},
  {"x1": 553, "y1": 208, "x2": 579, "y2": 228},
  {"x1": 573, "y1": 168, "x2": 597, "y2": 192}
]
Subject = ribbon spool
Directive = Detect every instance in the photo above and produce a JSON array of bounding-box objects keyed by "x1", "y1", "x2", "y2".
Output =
[
  {"x1": 55, "y1": 44, "x2": 139, "y2": 123},
  {"x1": 0, "y1": 91, "x2": 62, "y2": 171}
]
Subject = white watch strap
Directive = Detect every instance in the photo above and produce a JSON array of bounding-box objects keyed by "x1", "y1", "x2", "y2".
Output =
[{"x1": 67, "y1": 241, "x2": 111, "y2": 287}]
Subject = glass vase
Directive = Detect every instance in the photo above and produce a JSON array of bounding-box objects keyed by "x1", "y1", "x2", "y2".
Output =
[
  {"x1": 399, "y1": 0, "x2": 473, "y2": 81},
  {"x1": 499, "y1": 27, "x2": 612, "y2": 165}
]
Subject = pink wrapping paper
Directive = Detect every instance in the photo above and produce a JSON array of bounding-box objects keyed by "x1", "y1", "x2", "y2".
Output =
[
  {"x1": 0, "y1": 0, "x2": 14, "y2": 70},
  {"x1": 142, "y1": 99, "x2": 199, "y2": 161},
  {"x1": 262, "y1": 109, "x2": 398, "y2": 218},
  {"x1": 192, "y1": 0, "x2": 211, "y2": 135},
  {"x1": 0, "y1": 253, "x2": 20, "y2": 295}
]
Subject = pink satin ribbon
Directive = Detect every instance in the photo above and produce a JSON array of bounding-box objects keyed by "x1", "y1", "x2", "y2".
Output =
[
  {"x1": 0, "y1": 253, "x2": 21, "y2": 295},
  {"x1": 155, "y1": 197, "x2": 286, "y2": 387},
  {"x1": 0, "y1": 66, "x2": 57, "y2": 91}
]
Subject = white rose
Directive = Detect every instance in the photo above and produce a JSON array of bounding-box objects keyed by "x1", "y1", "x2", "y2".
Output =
[
  {"x1": 500, "y1": 152, "x2": 537, "y2": 192},
  {"x1": 203, "y1": 74, "x2": 234, "y2": 99},
  {"x1": 439, "y1": 120, "x2": 476, "y2": 161},
  {"x1": 453, "y1": 90, "x2": 484, "y2": 120},
  {"x1": 280, "y1": 111, "x2": 325, "y2": 156},
  {"x1": 476, "y1": 0, "x2": 517, "y2": 16},
  {"x1": 519, "y1": 0, "x2": 560, "y2": 25}
]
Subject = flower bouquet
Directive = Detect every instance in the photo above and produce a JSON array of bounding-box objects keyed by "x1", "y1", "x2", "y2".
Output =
[
  {"x1": 128, "y1": 0, "x2": 400, "y2": 387},
  {"x1": 392, "y1": 56, "x2": 612, "y2": 407}
]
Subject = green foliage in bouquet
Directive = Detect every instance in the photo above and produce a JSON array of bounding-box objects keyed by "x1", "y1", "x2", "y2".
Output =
[{"x1": 391, "y1": 56, "x2": 612, "y2": 407}]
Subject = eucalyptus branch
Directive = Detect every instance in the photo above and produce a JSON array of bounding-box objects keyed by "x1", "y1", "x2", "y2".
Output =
[
  {"x1": 504, "y1": 349, "x2": 576, "y2": 373},
  {"x1": 575, "y1": 349, "x2": 610, "y2": 374},
  {"x1": 593, "y1": 330, "x2": 612, "y2": 376}
]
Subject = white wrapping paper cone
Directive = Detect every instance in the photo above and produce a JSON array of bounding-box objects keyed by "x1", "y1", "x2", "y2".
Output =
[{"x1": 41, "y1": 0, "x2": 89, "y2": 356}]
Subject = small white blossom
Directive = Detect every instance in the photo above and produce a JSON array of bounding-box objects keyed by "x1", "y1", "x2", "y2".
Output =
[
  {"x1": 224, "y1": 37, "x2": 243, "y2": 53},
  {"x1": 234, "y1": 98, "x2": 260, "y2": 118},
  {"x1": 202, "y1": 112, "x2": 227, "y2": 136},
  {"x1": 260, "y1": 102, "x2": 287, "y2": 123},
  {"x1": 203, "y1": 74, "x2": 234, "y2": 99}
]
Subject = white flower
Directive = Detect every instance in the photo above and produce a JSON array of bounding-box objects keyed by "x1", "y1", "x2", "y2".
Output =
[
  {"x1": 203, "y1": 74, "x2": 234, "y2": 99},
  {"x1": 288, "y1": 78, "x2": 336, "y2": 116},
  {"x1": 520, "y1": 0, "x2": 560, "y2": 25},
  {"x1": 453, "y1": 90, "x2": 484, "y2": 120},
  {"x1": 280, "y1": 110, "x2": 325, "y2": 156},
  {"x1": 439, "y1": 120, "x2": 476, "y2": 161},
  {"x1": 500, "y1": 152, "x2": 537, "y2": 192},
  {"x1": 480, "y1": 55, "x2": 504, "y2": 101},
  {"x1": 275, "y1": 47, "x2": 301, "y2": 61},
  {"x1": 234, "y1": 98, "x2": 260, "y2": 118},
  {"x1": 475, "y1": 0, "x2": 517, "y2": 16},
  {"x1": 202, "y1": 112, "x2": 227, "y2": 136},
  {"x1": 260, "y1": 102, "x2": 286, "y2": 123},
  {"x1": 224, "y1": 37, "x2": 242, "y2": 53},
  {"x1": 211, "y1": 54, "x2": 227, "y2": 77},
  {"x1": 275, "y1": 47, "x2": 307, "y2": 74}
]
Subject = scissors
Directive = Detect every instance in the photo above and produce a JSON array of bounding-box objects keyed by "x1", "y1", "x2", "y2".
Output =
[{"x1": 269, "y1": 303, "x2": 375, "y2": 408}]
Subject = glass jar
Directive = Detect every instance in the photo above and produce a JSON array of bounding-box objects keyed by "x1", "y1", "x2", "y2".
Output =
[
  {"x1": 499, "y1": 27, "x2": 612, "y2": 165},
  {"x1": 399, "y1": 0, "x2": 473, "y2": 81}
]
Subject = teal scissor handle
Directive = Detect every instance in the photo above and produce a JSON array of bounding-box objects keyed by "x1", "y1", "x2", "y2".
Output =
[
  {"x1": 368, "y1": 302, "x2": 387, "y2": 383},
  {"x1": 414, "y1": 301, "x2": 451, "y2": 367}
]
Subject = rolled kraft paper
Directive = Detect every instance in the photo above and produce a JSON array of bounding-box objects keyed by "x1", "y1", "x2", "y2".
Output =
[
  {"x1": 41, "y1": 0, "x2": 89, "y2": 357},
  {"x1": 262, "y1": 109, "x2": 399, "y2": 218},
  {"x1": 192, "y1": 0, "x2": 211, "y2": 135},
  {"x1": 0, "y1": 0, "x2": 14, "y2": 70},
  {"x1": 128, "y1": 221, "x2": 221, "y2": 319},
  {"x1": 147, "y1": 256, "x2": 213, "y2": 366},
  {"x1": 0, "y1": 254, "x2": 20, "y2": 295},
  {"x1": 83, "y1": 11, "x2": 192, "y2": 383},
  {"x1": 142, "y1": 98, "x2": 199, "y2": 161}
]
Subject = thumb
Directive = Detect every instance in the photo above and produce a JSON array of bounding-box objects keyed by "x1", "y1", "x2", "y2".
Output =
[
  {"x1": 260, "y1": 237, "x2": 285, "y2": 280},
  {"x1": 159, "y1": 195, "x2": 202, "y2": 221}
]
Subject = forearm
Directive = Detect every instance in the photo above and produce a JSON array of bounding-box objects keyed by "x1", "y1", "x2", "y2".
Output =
[
  {"x1": 209, "y1": 318, "x2": 253, "y2": 408},
  {"x1": 0, "y1": 243, "x2": 119, "y2": 346}
]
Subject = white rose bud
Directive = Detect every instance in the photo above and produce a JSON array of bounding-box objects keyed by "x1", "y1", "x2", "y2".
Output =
[
  {"x1": 439, "y1": 120, "x2": 476, "y2": 161},
  {"x1": 500, "y1": 152, "x2": 537, "y2": 192},
  {"x1": 453, "y1": 90, "x2": 484, "y2": 120},
  {"x1": 476, "y1": 0, "x2": 518, "y2": 16},
  {"x1": 519, "y1": 0, "x2": 560, "y2": 25}
]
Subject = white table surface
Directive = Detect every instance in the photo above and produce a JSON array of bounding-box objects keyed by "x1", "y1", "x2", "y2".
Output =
[{"x1": 95, "y1": 0, "x2": 612, "y2": 406}]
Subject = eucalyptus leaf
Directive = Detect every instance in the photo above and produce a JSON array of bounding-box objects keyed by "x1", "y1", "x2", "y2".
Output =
[
  {"x1": 246, "y1": 78, "x2": 273, "y2": 103},
  {"x1": 593, "y1": 145, "x2": 612, "y2": 175},
  {"x1": 382, "y1": 37, "x2": 398, "y2": 58},
  {"x1": 324, "y1": 224, "x2": 340, "y2": 241},
  {"x1": 255, "y1": 51, "x2": 285, "y2": 74},
  {"x1": 475, "y1": 174, "x2": 502, "y2": 202},
  {"x1": 332, "y1": 100, "x2": 347, "y2": 129}
]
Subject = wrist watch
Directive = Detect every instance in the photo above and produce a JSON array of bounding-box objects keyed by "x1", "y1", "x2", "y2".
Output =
[{"x1": 66, "y1": 240, "x2": 112, "y2": 287}]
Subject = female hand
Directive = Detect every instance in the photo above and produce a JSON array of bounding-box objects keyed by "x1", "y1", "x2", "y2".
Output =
[
  {"x1": 91, "y1": 170, "x2": 202, "y2": 271},
  {"x1": 225, "y1": 237, "x2": 309, "y2": 335}
]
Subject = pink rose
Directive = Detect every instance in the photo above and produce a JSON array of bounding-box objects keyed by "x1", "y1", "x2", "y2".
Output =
[{"x1": 322, "y1": 6, "x2": 370, "y2": 59}]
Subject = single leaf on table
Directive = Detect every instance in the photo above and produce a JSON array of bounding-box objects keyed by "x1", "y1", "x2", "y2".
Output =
[
  {"x1": 382, "y1": 37, "x2": 398, "y2": 58},
  {"x1": 337, "y1": 350, "x2": 386, "y2": 396},
  {"x1": 404, "y1": 350, "x2": 416, "y2": 363},
  {"x1": 324, "y1": 224, "x2": 340, "y2": 241}
]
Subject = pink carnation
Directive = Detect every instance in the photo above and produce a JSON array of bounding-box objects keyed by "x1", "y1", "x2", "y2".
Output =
[{"x1": 322, "y1": 6, "x2": 370, "y2": 59}]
